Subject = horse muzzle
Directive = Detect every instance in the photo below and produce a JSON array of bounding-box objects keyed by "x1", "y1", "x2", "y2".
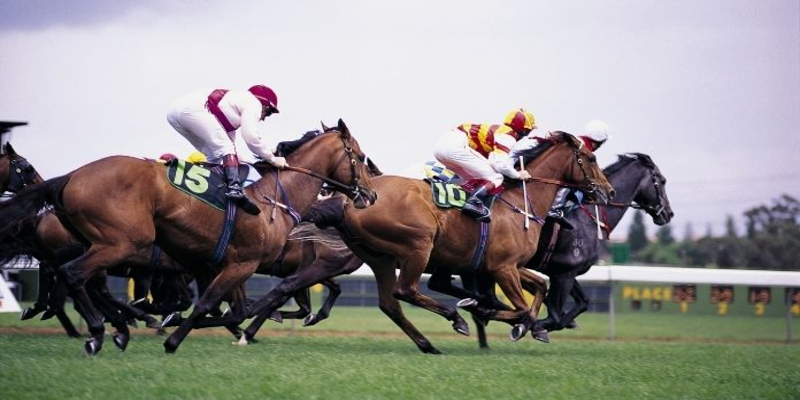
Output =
[{"x1": 350, "y1": 187, "x2": 378, "y2": 209}]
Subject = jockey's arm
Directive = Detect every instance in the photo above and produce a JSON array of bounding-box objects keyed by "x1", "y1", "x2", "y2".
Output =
[
  {"x1": 488, "y1": 133, "x2": 522, "y2": 180},
  {"x1": 238, "y1": 99, "x2": 277, "y2": 162}
]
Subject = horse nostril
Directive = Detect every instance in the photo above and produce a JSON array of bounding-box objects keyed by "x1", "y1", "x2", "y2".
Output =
[{"x1": 608, "y1": 189, "x2": 616, "y2": 199}]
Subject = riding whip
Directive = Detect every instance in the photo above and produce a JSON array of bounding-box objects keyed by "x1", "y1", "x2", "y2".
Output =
[
  {"x1": 595, "y1": 204, "x2": 603, "y2": 240},
  {"x1": 520, "y1": 156, "x2": 529, "y2": 230}
]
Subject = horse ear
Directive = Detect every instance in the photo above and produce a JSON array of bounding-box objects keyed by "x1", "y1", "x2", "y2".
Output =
[
  {"x1": 4, "y1": 142, "x2": 15, "y2": 155},
  {"x1": 321, "y1": 121, "x2": 330, "y2": 131},
  {"x1": 337, "y1": 119, "x2": 350, "y2": 137}
]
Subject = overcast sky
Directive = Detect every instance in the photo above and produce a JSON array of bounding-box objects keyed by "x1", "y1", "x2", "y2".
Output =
[{"x1": 1, "y1": 0, "x2": 798, "y2": 241}]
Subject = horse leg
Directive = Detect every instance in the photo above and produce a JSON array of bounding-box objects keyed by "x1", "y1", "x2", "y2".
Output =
[
  {"x1": 519, "y1": 269, "x2": 550, "y2": 343},
  {"x1": 484, "y1": 267, "x2": 534, "y2": 341},
  {"x1": 393, "y1": 259, "x2": 470, "y2": 337},
  {"x1": 46, "y1": 279, "x2": 82, "y2": 338},
  {"x1": 164, "y1": 263, "x2": 257, "y2": 353},
  {"x1": 371, "y1": 265, "x2": 441, "y2": 354},
  {"x1": 303, "y1": 278, "x2": 340, "y2": 326},
  {"x1": 560, "y1": 279, "x2": 588, "y2": 330},
  {"x1": 20, "y1": 264, "x2": 57, "y2": 320},
  {"x1": 276, "y1": 289, "x2": 312, "y2": 322},
  {"x1": 538, "y1": 276, "x2": 574, "y2": 332},
  {"x1": 57, "y1": 246, "x2": 134, "y2": 356}
]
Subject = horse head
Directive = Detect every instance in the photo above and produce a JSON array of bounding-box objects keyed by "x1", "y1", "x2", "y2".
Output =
[
  {"x1": 0, "y1": 142, "x2": 44, "y2": 195},
  {"x1": 623, "y1": 153, "x2": 673, "y2": 225},
  {"x1": 520, "y1": 132, "x2": 615, "y2": 204},
  {"x1": 277, "y1": 119, "x2": 378, "y2": 209}
]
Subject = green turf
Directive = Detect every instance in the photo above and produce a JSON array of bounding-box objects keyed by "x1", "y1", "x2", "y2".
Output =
[{"x1": 1, "y1": 304, "x2": 799, "y2": 399}]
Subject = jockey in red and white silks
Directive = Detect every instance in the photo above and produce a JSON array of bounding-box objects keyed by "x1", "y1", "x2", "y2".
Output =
[{"x1": 167, "y1": 85, "x2": 283, "y2": 215}]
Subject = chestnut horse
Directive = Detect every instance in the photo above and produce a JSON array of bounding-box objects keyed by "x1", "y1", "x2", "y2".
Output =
[
  {"x1": 244, "y1": 132, "x2": 614, "y2": 353},
  {"x1": 473, "y1": 152, "x2": 674, "y2": 347},
  {"x1": 0, "y1": 120, "x2": 377, "y2": 355}
]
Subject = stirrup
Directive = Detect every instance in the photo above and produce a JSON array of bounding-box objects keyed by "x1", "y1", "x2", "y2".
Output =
[
  {"x1": 225, "y1": 186, "x2": 245, "y2": 199},
  {"x1": 547, "y1": 211, "x2": 573, "y2": 230},
  {"x1": 462, "y1": 203, "x2": 491, "y2": 222}
]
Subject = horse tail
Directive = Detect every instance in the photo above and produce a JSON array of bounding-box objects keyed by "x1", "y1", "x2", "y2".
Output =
[
  {"x1": 289, "y1": 223, "x2": 348, "y2": 251},
  {"x1": 0, "y1": 175, "x2": 71, "y2": 264}
]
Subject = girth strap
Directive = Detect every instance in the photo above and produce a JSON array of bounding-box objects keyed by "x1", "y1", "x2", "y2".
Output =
[
  {"x1": 210, "y1": 200, "x2": 238, "y2": 267},
  {"x1": 469, "y1": 221, "x2": 490, "y2": 270}
]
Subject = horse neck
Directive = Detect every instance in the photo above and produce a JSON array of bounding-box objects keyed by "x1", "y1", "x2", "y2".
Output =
[
  {"x1": 517, "y1": 144, "x2": 578, "y2": 217},
  {"x1": 601, "y1": 163, "x2": 646, "y2": 232},
  {"x1": 251, "y1": 165, "x2": 324, "y2": 220}
]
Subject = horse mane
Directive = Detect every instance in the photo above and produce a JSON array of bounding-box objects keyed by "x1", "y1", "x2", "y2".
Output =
[
  {"x1": 275, "y1": 130, "x2": 323, "y2": 157},
  {"x1": 604, "y1": 153, "x2": 654, "y2": 175},
  {"x1": 513, "y1": 131, "x2": 578, "y2": 168}
]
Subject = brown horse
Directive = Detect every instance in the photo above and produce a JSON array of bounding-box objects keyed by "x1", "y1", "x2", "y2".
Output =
[
  {"x1": 245, "y1": 132, "x2": 614, "y2": 353},
  {"x1": 0, "y1": 120, "x2": 377, "y2": 355}
]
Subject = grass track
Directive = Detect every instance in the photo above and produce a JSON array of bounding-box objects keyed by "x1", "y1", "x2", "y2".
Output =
[{"x1": 1, "y1": 305, "x2": 799, "y2": 399}]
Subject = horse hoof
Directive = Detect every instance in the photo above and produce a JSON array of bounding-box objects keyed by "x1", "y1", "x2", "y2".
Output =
[
  {"x1": 566, "y1": 321, "x2": 580, "y2": 330},
  {"x1": 453, "y1": 321, "x2": 470, "y2": 337},
  {"x1": 84, "y1": 337, "x2": 103, "y2": 356},
  {"x1": 127, "y1": 319, "x2": 138, "y2": 328},
  {"x1": 40, "y1": 309, "x2": 56, "y2": 321},
  {"x1": 161, "y1": 312, "x2": 180, "y2": 329},
  {"x1": 456, "y1": 298, "x2": 478, "y2": 309},
  {"x1": 531, "y1": 329, "x2": 551, "y2": 344},
  {"x1": 113, "y1": 332, "x2": 130, "y2": 351},
  {"x1": 20, "y1": 307, "x2": 40, "y2": 320},
  {"x1": 302, "y1": 314, "x2": 317, "y2": 326},
  {"x1": 510, "y1": 324, "x2": 528, "y2": 342},
  {"x1": 267, "y1": 311, "x2": 283, "y2": 323},
  {"x1": 422, "y1": 346, "x2": 443, "y2": 355},
  {"x1": 163, "y1": 339, "x2": 179, "y2": 354},
  {"x1": 145, "y1": 317, "x2": 162, "y2": 330}
]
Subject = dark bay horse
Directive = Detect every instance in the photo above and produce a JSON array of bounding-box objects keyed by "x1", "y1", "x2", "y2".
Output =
[
  {"x1": 244, "y1": 132, "x2": 614, "y2": 353},
  {"x1": 0, "y1": 120, "x2": 377, "y2": 355},
  {"x1": 0, "y1": 142, "x2": 43, "y2": 195},
  {"x1": 472, "y1": 153, "x2": 674, "y2": 347}
]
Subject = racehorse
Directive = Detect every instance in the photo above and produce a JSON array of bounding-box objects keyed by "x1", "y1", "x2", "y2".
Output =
[
  {"x1": 0, "y1": 120, "x2": 377, "y2": 355},
  {"x1": 472, "y1": 153, "x2": 674, "y2": 347},
  {"x1": 243, "y1": 132, "x2": 614, "y2": 353}
]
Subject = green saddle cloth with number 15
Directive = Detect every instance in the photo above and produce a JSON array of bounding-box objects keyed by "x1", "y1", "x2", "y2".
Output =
[{"x1": 165, "y1": 159, "x2": 249, "y2": 212}]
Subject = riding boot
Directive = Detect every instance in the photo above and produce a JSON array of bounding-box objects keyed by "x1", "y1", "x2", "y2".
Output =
[
  {"x1": 461, "y1": 182, "x2": 495, "y2": 222},
  {"x1": 222, "y1": 154, "x2": 261, "y2": 215},
  {"x1": 547, "y1": 188, "x2": 574, "y2": 230}
]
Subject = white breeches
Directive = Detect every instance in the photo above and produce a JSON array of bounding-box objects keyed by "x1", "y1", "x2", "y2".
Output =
[
  {"x1": 433, "y1": 129, "x2": 504, "y2": 186},
  {"x1": 167, "y1": 96, "x2": 235, "y2": 163}
]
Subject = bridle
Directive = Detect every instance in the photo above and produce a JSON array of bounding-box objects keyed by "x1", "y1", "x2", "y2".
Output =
[
  {"x1": 604, "y1": 163, "x2": 666, "y2": 216},
  {"x1": 1, "y1": 153, "x2": 38, "y2": 196},
  {"x1": 524, "y1": 145, "x2": 600, "y2": 195},
  {"x1": 280, "y1": 128, "x2": 371, "y2": 203}
]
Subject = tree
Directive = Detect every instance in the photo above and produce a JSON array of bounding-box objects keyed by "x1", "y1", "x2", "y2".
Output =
[
  {"x1": 627, "y1": 211, "x2": 648, "y2": 255},
  {"x1": 716, "y1": 215, "x2": 743, "y2": 269},
  {"x1": 741, "y1": 194, "x2": 800, "y2": 271},
  {"x1": 656, "y1": 225, "x2": 675, "y2": 245}
]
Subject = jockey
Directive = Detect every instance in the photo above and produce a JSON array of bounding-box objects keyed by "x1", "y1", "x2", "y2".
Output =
[
  {"x1": 434, "y1": 108, "x2": 536, "y2": 222},
  {"x1": 548, "y1": 119, "x2": 611, "y2": 229},
  {"x1": 167, "y1": 85, "x2": 286, "y2": 215}
]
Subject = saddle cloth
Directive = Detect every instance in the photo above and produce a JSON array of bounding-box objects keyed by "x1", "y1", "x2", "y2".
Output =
[{"x1": 165, "y1": 159, "x2": 250, "y2": 211}]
